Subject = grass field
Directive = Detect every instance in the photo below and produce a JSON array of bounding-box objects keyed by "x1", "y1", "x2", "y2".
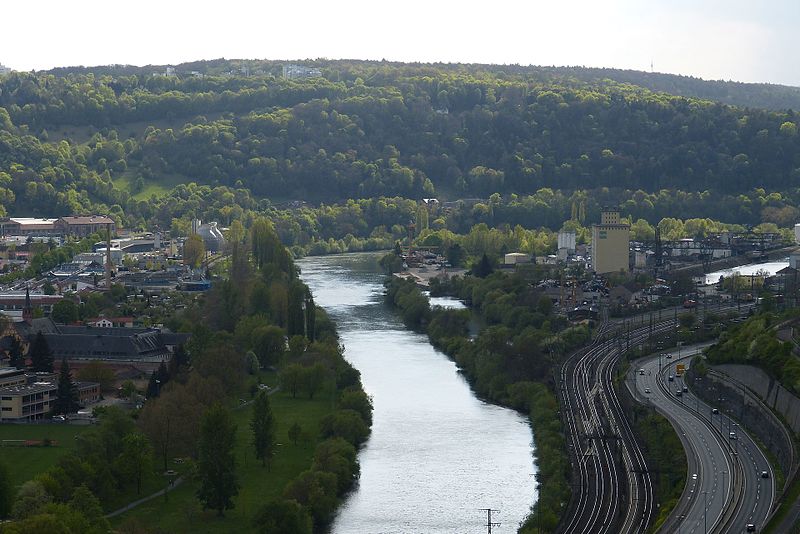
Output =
[
  {"x1": 0, "y1": 423, "x2": 91, "y2": 489},
  {"x1": 113, "y1": 172, "x2": 186, "y2": 200},
  {"x1": 113, "y1": 388, "x2": 336, "y2": 533}
]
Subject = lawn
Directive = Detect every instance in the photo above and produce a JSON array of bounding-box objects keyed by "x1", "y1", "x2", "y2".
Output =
[
  {"x1": 112, "y1": 388, "x2": 336, "y2": 533},
  {"x1": 113, "y1": 172, "x2": 186, "y2": 200},
  {"x1": 0, "y1": 423, "x2": 91, "y2": 489}
]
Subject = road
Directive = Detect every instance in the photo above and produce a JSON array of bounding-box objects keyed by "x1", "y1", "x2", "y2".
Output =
[{"x1": 631, "y1": 346, "x2": 774, "y2": 533}]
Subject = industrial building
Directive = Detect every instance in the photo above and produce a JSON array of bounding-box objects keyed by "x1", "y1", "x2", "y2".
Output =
[{"x1": 591, "y1": 208, "x2": 630, "y2": 274}]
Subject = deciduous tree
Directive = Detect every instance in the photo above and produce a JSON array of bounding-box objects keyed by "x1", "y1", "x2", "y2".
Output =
[{"x1": 196, "y1": 403, "x2": 239, "y2": 516}]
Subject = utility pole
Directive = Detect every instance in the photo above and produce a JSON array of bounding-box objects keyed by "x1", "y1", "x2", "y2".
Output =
[{"x1": 479, "y1": 508, "x2": 500, "y2": 534}]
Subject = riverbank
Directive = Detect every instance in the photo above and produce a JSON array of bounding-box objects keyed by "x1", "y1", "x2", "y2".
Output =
[{"x1": 384, "y1": 273, "x2": 585, "y2": 533}]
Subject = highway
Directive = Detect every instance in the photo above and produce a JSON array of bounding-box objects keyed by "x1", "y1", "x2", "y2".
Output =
[{"x1": 631, "y1": 346, "x2": 774, "y2": 533}]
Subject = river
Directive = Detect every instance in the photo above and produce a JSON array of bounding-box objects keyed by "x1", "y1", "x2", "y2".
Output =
[{"x1": 298, "y1": 253, "x2": 536, "y2": 534}]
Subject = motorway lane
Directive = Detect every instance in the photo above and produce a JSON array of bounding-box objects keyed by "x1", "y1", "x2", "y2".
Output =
[
  {"x1": 672, "y1": 363, "x2": 775, "y2": 533},
  {"x1": 635, "y1": 352, "x2": 732, "y2": 533},
  {"x1": 633, "y1": 347, "x2": 774, "y2": 533}
]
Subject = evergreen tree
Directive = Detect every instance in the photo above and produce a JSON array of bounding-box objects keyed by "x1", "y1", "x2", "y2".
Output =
[
  {"x1": 29, "y1": 332, "x2": 53, "y2": 372},
  {"x1": 473, "y1": 253, "x2": 494, "y2": 278},
  {"x1": 304, "y1": 292, "x2": 316, "y2": 343},
  {"x1": 197, "y1": 403, "x2": 239, "y2": 516},
  {"x1": 7, "y1": 336, "x2": 24, "y2": 369},
  {"x1": 54, "y1": 358, "x2": 78, "y2": 415},
  {"x1": 146, "y1": 371, "x2": 159, "y2": 399},
  {"x1": 168, "y1": 344, "x2": 189, "y2": 379},
  {"x1": 251, "y1": 390, "x2": 277, "y2": 469},
  {"x1": 287, "y1": 281, "x2": 306, "y2": 337},
  {"x1": 156, "y1": 361, "x2": 169, "y2": 385}
]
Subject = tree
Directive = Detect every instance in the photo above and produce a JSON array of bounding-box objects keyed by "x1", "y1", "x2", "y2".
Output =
[
  {"x1": 54, "y1": 358, "x2": 78, "y2": 415},
  {"x1": 280, "y1": 364, "x2": 304, "y2": 398},
  {"x1": 77, "y1": 361, "x2": 114, "y2": 391},
  {"x1": 319, "y1": 409, "x2": 370, "y2": 446},
  {"x1": 11, "y1": 480, "x2": 51, "y2": 520},
  {"x1": 282, "y1": 470, "x2": 338, "y2": 526},
  {"x1": 472, "y1": 253, "x2": 493, "y2": 278},
  {"x1": 251, "y1": 391, "x2": 277, "y2": 469},
  {"x1": 7, "y1": 336, "x2": 24, "y2": 369},
  {"x1": 252, "y1": 499, "x2": 312, "y2": 534},
  {"x1": 304, "y1": 293, "x2": 316, "y2": 342},
  {"x1": 29, "y1": 332, "x2": 53, "y2": 372},
  {"x1": 183, "y1": 234, "x2": 206, "y2": 268},
  {"x1": 51, "y1": 299, "x2": 78, "y2": 324},
  {"x1": 117, "y1": 432, "x2": 152, "y2": 494},
  {"x1": 0, "y1": 462, "x2": 12, "y2": 519},
  {"x1": 196, "y1": 403, "x2": 239, "y2": 516},
  {"x1": 288, "y1": 422, "x2": 302, "y2": 446},
  {"x1": 146, "y1": 371, "x2": 160, "y2": 399},
  {"x1": 252, "y1": 325, "x2": 286, "y2": 367},
  {"x1": 301, "y1": 363, "x2": 327, "y2": 400}
]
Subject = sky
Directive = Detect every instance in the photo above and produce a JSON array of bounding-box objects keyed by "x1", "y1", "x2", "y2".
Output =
[{"x1": 2, "y1": 0, "x2": 799, "y2": 86}]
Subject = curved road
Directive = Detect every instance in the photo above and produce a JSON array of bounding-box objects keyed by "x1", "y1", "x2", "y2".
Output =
[{"x1": 632, "y1": 346, "x2": 774, "y2": 533}]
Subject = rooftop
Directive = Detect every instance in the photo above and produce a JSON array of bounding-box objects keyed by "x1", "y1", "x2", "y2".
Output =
[
  {"x1": 0, "y1": 382, "x2": 56, "y2": 395},
  {"x1": 58, "y1": 215, "x2": 114, "y2": 225}
]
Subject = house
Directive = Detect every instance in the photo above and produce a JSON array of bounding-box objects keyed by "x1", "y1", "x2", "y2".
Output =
[
  {"x1": 55, "y1": 216, "x2": 116, "y2": 237},
  {"x1": 15, "y1": 318, "x2": 183, "y2": 365},
  {"x1": 0, "y1": 382, "x2": 57, "y2": 421},
  {"x1": 0, "y1": 291, "x2": 63, "y2": 320},
  {"x1": 87, "y1": 317, "x2": 135, "y2": 328},
  {"x1": 609, "y1": 282, "x2": 640, "y2": 306},
  {"x1": 75, "y1": 381, "x2": 101, "y2": 404},
  {"x1": 0, "y1": 218, "x2": 59, "y2": 237},
  {"x1": 0, "y1": 368, "x2": 27, "y2": 388}
]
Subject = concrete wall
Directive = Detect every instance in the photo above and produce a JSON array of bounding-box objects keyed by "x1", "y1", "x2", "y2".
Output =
[
  {"x1": 687, "y1": 365, "x2": 795, "y2": 482},
  {"x1": 715, "y1": 364, "x2": 800, "y2": 435}
]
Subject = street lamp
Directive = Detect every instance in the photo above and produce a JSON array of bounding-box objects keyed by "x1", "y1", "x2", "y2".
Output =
[{"x1": 703, "y1": 490, "x2": 708, "y2": 534}]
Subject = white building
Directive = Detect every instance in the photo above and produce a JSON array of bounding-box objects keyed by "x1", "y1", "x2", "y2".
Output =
[
  {"x1": 558, "y1": 230, "x2": 576, "y2": 252},
  {"x1": 0, "y1": 63, "x2": 11, "y2": 76},
  {"x1": 282, "y1": 65, "x2": 322, "y2": 79}
]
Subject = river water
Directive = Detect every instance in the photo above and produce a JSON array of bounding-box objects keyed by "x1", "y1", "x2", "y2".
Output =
[{"x1": 298, "y1": 253, "x2": 536, "y2": 534}]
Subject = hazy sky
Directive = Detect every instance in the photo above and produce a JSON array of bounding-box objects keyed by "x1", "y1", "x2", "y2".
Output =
[{"x1": 3, "y1": 0, "x2": 799, "y2": 86}]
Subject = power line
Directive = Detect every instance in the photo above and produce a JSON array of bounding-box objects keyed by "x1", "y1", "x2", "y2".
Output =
[{"x1": 478, "y1": 508, "x2": 500, "y2": 534}]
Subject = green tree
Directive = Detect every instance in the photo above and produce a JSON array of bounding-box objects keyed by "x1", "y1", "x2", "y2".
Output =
[
  {"x1": 288, "y1": 422, "x2": 302, "y2": 446},
  {"x1": 251, "y1": 391, "x2": 277, "y2": 469},
  {"x1": 51, "y1": 299, "x2": 78, "y2": 324},
  {"x1": 54, "y1": 358, "x2": 78, "y2": 415},
  {"x1": 253, "y1": 325, "x2": 286, "y2": 367},
  {"x1": 117, "y1": 432, "x2": 152, "y2": 494},
  {"x1": 7, "y1": 336, "x2": 24, "y2": 369},
  {"x1": 252, "y1": 499, "x2": 312, "y2": 534},
  {"x1": 280, "y1": 364, "x2": 303, "y2": 399},
  {"x1": 183, "y1": 234, "x2": 206, "y2": 268},
  {"x1": 29, "y1": 332, "x2": 53, "y2": 372},
  {"x1": 282, "y1": 470, "x2": 338, "y2": 527},
  {"x1": 196, "y1": 403, "x2": 239, "y2": 516},
  {"x1": 301, "y1": 363, "x2": 327, "y2": 400},
  {"x1": 11, "y1": 480, "x2": 51, "y2": 520},
  {"x1": 0, "y1": 462, "x2": 12, "y2": 519},
  {"x1": 472, "y1": 253, "x2": 493, "y2": 278}
]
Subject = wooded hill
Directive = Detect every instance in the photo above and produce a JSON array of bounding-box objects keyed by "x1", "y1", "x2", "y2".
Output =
[{"x1": 0, "y1": 59, "x2": 798, "y2": 229}]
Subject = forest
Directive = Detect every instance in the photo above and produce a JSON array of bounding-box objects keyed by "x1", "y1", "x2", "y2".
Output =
[{"x1": 0, "y1": 60, "x2": 799, "y2": 242}]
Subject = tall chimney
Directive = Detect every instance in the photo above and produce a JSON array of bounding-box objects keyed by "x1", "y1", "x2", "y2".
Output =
[{"x1": 105, "y1": 223, "x2": 112, "y2": 290}]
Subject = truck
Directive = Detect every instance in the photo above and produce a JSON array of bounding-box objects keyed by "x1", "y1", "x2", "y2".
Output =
[{"x1": 676, "y1": 364, "x2": 686, "y2": 377}]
